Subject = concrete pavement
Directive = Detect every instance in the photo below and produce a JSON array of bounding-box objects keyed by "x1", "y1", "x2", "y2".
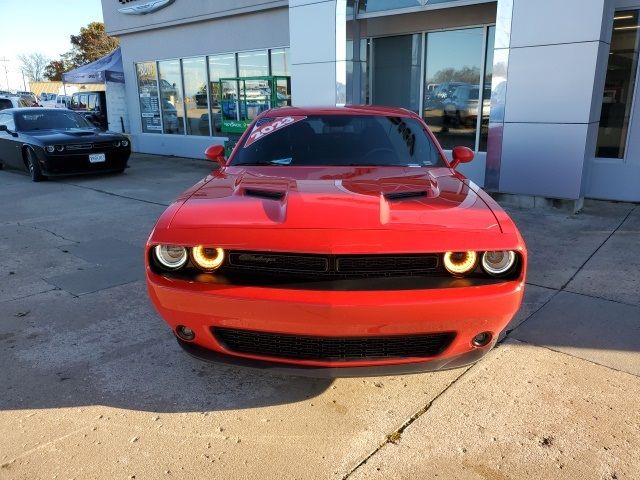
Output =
[{"x1": 0, "y1": 154, "x2": 638, "y2": 479}]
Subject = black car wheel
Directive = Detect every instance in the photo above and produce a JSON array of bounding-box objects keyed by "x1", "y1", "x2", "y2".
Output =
[{"x1": 25, "y1": 148, "x2": 46, "y2": 182}]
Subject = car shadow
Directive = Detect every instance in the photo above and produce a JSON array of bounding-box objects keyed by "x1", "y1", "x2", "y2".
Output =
[{"x1": 0, "y1": 280, "x2": 333, "y2": 414}]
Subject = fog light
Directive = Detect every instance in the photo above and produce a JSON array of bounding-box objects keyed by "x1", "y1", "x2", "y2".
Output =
[
  {"x1": 176, "y1": 325, "x2": 195, "y2": 341},
  {"x1": 472, "y1": 332, "x2": 492, "y2": 347}
]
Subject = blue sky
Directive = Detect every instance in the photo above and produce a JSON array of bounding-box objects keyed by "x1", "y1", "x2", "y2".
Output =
[{"x1": 0, "y1": 0, "x2": 104, "y2": 90}]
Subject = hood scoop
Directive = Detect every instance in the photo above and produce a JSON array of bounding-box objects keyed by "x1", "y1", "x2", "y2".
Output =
[
  {"x1": 243, "y1": 188, "x2": 286, "y2": 201},
  {"x1": 384, "y1": 190, "x2": 428, "y2": 201},
  {"x1": 67, "y1": 130, "x2": 97, "y2": 136}
]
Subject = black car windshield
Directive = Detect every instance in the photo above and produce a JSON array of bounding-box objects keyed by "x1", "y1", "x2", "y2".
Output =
[
  {"x1": 15, "y1": 110, "x2": 94, "y2": 131},
  {"x1": 231, "y1": 115, "x2": 444, "y2": 167}
]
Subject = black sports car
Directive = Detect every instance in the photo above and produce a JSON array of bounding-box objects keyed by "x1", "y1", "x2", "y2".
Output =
[{"x1": 0, "y1": 108, "x2": 131, "y2": 182}]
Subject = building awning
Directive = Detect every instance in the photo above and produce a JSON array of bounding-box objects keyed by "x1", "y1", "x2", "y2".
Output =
[{"x1": 62, "y1": 48, "x2": 124, "y2": 84}]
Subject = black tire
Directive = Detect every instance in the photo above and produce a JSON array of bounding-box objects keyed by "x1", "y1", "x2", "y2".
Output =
[{"x1": 25, "y1": 148, "x2": 46, "y2": 182}]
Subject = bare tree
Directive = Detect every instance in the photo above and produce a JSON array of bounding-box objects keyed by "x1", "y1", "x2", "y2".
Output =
[{"x1": 18, "y1": 53, "x2": 50, "y2": 82}]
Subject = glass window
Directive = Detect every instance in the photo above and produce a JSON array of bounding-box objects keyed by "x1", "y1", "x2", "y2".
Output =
[
  {"x1": 237, "y1": 50, "x2": 269, "y2": 77},
  {"x1": 372, "y1": 34, "x2": 422, "y2": 112},
  {"x1": 422, "y1": 27, "x2": 484, "y2": 150},
  {"x1": 232, "y1": 115, "x2": 443, "y2": 168},
  {"x1": 87, "y1": 94, "x2": 96, "y2": 111},
  {"x1": 358, "y1": 0, "x2": 420, "y2": 14},
  {"x1": 158, "y1": 59, "x2": 185, "y2": 135},
  {"x1": 596, "y1": 10, "x2": 640, "y2": 158},
  {"x1": 270, "y1": 48, "x2": 290, "y2": 76},
  {"x1": 479, "y1": 26, "x2": 495, "y2": 152},
  {"x1": 136, "y1": 62, "x2": 162, "y2": 133},
  {"x1": 208, "y1": 54, "x2": 237, "y2": 135},
  {"x1": 182, "y1": 57, "x2": 209, "y2": 136}
]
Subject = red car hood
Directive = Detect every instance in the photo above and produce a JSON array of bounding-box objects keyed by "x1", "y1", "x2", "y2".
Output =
[{"x1": 169, "y1": 166, "x2": 501, "y2": 233}]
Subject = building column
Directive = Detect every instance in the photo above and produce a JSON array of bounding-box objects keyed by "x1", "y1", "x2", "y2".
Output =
[
  {"x1": 289, "y1": 0, "x2": 347, "y2": 106},
  {"x1": 493, "y1": 0, "x2": 611, "y2": 200}
]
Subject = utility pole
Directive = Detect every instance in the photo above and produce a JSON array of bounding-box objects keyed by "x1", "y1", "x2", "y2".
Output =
[{"x1": 0, "y1": 57, "x2": 10, "y2": 91}]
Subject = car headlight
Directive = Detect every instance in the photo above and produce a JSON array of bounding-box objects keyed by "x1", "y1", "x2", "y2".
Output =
[
  {"x1": 481, "y1": 251, "x2": 516, "y2": 276},
  {"x1": 45, "y1": 145, "x2": 55, "y2": 153},
  {"x1": 121, "y1": 139, "x2": 129, "y2": 147},
  {"x1": 443, "y1": 251, "x2": 478, "y2": 276},
  {"x1": 191, "y1": 245, "x2": 225, "y2": 271},
  {"x1": 113, "y1": 141, "x2": 121, "y2": 147},
  {"x1": 55, "y1": 145, "x2": 64, "y2": 152},
  {"x1": 154, "y1": 245, "x2": 188, "y2": 270}
]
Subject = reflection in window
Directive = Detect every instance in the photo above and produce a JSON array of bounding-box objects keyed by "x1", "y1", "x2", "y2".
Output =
[
  {"x1": 422, "y1": 28, "x2": 484, "y2": 150},
  {"x1": 209, "y1": 54, "x2": 237, "y2": 135},
  {"x1": 358, "y1": 0, "x2": 420, "y2": 14},
  {"x1": 596, "y1": 10, "x2": 640, "y2": 158},
  {"x1": 158, "y1": 60, "x2": 184, "y2": 135},
  {"x1": 479, "y1": 26, "x2": 495, "y2": 152},
  {"x1": 182, "y1": 57, "x2": 209, "y2": 136},
  {"x1": 372, "y1": 34, "x2": 422, "y2": 112},
  {"x1": 237, "y1": 50, "x2": 269, "y2": 77},
  {"x1": 136, "y1": 62, "x2": 162, "y2": 134},
  {"x1": 270, "y1": 48, "x2": 290, "y2": 76}
]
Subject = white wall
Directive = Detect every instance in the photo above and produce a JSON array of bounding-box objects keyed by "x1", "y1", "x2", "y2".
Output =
[{"x1": 105, "y1": 81, "x2": 130, "y2": 134}]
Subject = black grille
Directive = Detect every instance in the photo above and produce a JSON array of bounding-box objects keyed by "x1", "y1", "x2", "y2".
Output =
[
  {"x1": 223, "y1": 251, "x2": 440, "y2": 278},
  {"x1": 336, "y1": 255, "x2": 438, "y2": 273},
  {"x1": 213, "y1": 328, "x2": 455, "y2": 361},
  {"x1": 228, "y1": 252, "x2": 328, "y2": 272}
]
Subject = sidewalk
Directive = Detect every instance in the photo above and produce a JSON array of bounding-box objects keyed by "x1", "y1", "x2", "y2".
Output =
[{"x1": 0, "y1": 154, "x2": 638, "y2": 479}]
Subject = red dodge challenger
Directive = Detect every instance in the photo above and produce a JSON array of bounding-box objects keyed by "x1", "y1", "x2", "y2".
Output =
[{"x1": 146, "y1": 106, "x2": 526, "y2": 376}]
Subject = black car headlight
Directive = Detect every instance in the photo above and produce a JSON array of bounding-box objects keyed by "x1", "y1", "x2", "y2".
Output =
[
  {"x1": 113, "y1": 141, "x2": 121, "y2": 147},
  {"x1": 55, "y1": 145, "x2": 64, "y2": 152},
  {"x1": 45, "y1": 146, "x2": 55, "y2": 153},
  {"x1": 121, "y1": 139, "x2": 129, "y2": 147}
]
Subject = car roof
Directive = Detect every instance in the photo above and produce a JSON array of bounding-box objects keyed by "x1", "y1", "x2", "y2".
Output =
[
  {"x1": 261, "y1": 105, "x2": 418, "y2": 118},
  {"x1": 0, "y1": 107, "x2": 65, "y2": 113}
]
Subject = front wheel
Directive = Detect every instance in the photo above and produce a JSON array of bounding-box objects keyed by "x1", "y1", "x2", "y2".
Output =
[{"x1": 26, "y1": 148, "x2": 46, "y2": 182}]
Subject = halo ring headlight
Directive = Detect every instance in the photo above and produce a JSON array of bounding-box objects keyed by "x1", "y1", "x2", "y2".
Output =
[
  {"x1": 191, "y1": 245, "x2": 225, "y2": 272},
  {"x1": 482, "y1": 251, "x2": 517, "y2": 276},
  {"x1": 443, "y1": 251, "x2": 478, "y2": 276},
  {"x1": 154, "y1": 245, "x2": 188, "y2": 270},
  {"x1": 55, "y1": 145, "x2": 64, "y2": 152},
  {"x1": 45, "y1": 145, "x2": 55, "y2": 153},
  {"x1": 121, "y1": 139, "x2": 129, "y2": 147}
]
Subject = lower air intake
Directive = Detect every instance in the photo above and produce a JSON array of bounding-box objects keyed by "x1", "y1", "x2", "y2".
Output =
[{"x1": 213, "y1": 328, "x2": 455, "y2": 362}]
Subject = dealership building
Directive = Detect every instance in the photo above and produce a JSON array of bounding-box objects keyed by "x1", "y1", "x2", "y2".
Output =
[{"x1": 101, "y1": 0, "x2": 640, "y2": 203}]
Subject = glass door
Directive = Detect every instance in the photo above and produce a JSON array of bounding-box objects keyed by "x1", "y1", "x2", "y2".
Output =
[{"x1": 587, "y1": 8, "x2": 640, "y2": 201}]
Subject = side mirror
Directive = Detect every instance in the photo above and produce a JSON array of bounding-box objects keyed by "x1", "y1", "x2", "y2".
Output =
[
  {"x1": 0, "y1": 125, "x2": 7, "y2": 132},
  {"x1": 205, "y1": 144, "x2": 226, "y2": 167},
  {"x1": 450, "y1": 146, "x2": 474, "y2": 169}
]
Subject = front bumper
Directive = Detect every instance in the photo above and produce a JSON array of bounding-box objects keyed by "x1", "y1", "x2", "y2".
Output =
[
  {"x1": 39, "y1": 149, "x2": 130, "y2": 176},
  {"x1": 147, "y1": 269, "x2": 525, "y2": 375}
]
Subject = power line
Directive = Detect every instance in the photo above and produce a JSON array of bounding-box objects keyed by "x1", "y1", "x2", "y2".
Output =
[{"x1": 0, "y1": 57, "x2": 10, "y2": 91}]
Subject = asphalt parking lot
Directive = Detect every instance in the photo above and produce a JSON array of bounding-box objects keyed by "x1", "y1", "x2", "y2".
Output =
[{"x1": 1, "y1": 154, "x2": 639, "y2": 479}]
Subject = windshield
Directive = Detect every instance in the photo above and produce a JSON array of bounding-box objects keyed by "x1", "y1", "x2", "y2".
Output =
[
  {"x1": 232, "y1": 115, "x2": 444, "y2": 167},
  {"x1": 15, "y1": 110, "x2": 94, "y2": 131}
]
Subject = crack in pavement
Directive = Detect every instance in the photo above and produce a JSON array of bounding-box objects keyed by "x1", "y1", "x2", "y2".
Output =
[
  {"x1": 15, "y1": 222, "x2": 79, "y2": 244},
  {"x1": 59, "y1": 181, "x2": 171, "y2": 207},
  {"x1": 342, "y1": 365, "x2": 473, "y2": 479}
]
